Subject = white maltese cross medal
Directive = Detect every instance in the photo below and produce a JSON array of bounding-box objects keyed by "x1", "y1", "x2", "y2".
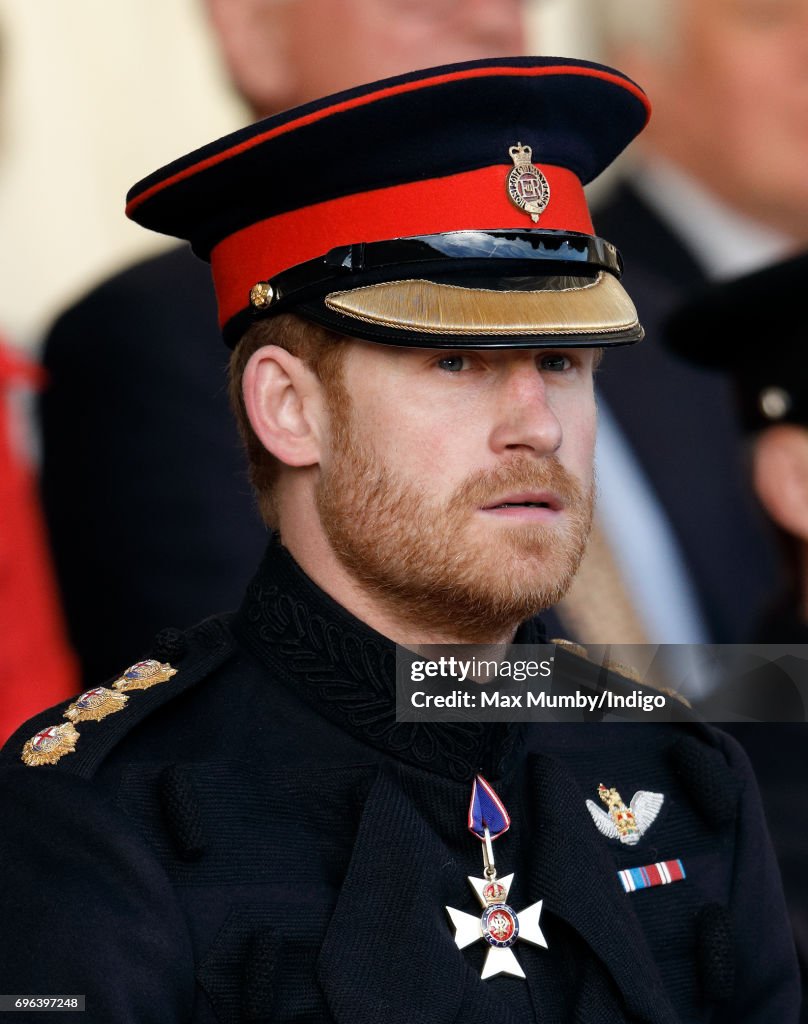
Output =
[{"x1": 446, "y1": 776, "x2": 548, "y2": 980}]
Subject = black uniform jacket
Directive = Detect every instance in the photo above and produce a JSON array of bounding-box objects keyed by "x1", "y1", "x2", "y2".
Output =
[{"x1": 0, "y1": 540, "x2": 799, "y2": 1023}]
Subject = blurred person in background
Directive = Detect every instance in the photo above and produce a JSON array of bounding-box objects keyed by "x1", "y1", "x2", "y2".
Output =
[
  {"x1": 591, "y1": 17, "x2": 808, "y2": 990},
  {"x1": 588, "y1": 0, "x2": 808, "y2": 643},
  {"x1": 665, "y1": 249, "x2": 808, "y2": 1016},
  {"x1": 665, "y1": 252, "x2": 808, "y2": 643},
  {"x1": 39, "y1": 0, "x2": 528, "y2": 685}
]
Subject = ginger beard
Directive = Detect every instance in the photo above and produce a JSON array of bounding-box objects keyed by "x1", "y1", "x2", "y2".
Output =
[{"x1": 316, "y1": 380, "x2": 595, "y2": 642}]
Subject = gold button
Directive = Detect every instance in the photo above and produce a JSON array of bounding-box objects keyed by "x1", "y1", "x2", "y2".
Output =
[{"x1": 250, "y1": 282, "x2": 274, "y2": 309}]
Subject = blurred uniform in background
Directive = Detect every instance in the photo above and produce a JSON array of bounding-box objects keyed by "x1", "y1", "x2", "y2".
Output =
[{"x1": 664, "y1": 249, "x2": 808, "y2": 1019}]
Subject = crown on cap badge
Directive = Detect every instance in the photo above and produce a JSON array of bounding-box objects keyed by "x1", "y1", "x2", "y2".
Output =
[{"x1": 506, "y1": 142, "x2": 550, "y2": 223}]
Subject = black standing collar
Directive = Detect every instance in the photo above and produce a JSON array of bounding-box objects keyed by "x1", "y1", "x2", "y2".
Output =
[{"x1": 233, "y1": 536, "x2": 546, "y2": 782}]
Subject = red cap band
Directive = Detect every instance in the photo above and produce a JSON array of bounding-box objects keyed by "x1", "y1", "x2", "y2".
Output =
[{"x1": 210, "y1": 163, "x2": 590, "y2": 328}]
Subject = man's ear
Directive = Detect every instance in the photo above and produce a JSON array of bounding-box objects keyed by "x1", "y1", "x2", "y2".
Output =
[
  {"x1": 203, "y1": 0, "x2": 297, "y2": 117},
  {"x1": 242, "y1": 345, "x2": 325, "y2": 468},
  {"x1": 752, "y1": 425, "x2": 808, "y2": 541}
]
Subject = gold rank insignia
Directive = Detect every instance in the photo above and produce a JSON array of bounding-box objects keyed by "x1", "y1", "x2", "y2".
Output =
[
  {"x1": 64, "y1": 686, "x2": 129, "y2": 723},
  {"x1": 506, "y1": 142, "x2": 550, "y2": 223},
  {"x1": 21, "y1": 722, "x2": 80, "y2": 767},
  {"x1": 112, "y1": 658, "x2": 177, "y2": 692}
]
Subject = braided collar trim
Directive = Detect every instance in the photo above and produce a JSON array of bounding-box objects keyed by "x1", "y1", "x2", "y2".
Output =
[{"x1": 233, "y1": 538, "x2": 545, "y2": 782}]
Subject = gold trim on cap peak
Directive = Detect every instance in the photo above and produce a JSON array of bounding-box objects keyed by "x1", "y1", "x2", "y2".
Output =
[{"x1": 324, "y1": 272, "x2": 639, "y2": 337}]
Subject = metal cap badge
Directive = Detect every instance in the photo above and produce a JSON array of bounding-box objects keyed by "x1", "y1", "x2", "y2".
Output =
[{"x1": 507, "y1": 143, "x2": 551, "y2": 223}]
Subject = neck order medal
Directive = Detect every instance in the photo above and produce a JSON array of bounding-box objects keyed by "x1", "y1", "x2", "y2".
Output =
[{"x1": 446, "y1": 776, "x2": 548, "y2": 980}]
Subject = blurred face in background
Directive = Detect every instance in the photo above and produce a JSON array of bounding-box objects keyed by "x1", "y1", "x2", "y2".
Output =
[
  {"x1": 281, "y1": 0, "x2": 527, "y2": 105},
  {"x1": 619, "y1": 0, "x2": 808, "y2": 238},
  {"x1": 208, "y1": 0, "x2": 527, "y2": 118}
]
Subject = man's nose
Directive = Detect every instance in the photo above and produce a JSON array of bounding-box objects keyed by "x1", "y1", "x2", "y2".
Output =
[{"x1": 488, "y1": 362, "x2": 563, "y2": 456}]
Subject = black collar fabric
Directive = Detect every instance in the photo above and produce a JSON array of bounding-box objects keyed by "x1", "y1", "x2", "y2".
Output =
[{"x1": 233, "y1": 536, "x2": 547, "y2": 783}]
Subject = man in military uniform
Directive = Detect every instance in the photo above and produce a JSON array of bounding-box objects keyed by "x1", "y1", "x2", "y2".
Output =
[{"x1": 0, "y1": 59, "x2": 799, "y2": 1022}]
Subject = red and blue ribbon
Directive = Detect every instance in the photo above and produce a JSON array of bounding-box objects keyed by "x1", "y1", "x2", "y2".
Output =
[
  {"x1": 468, "y1": 774, "x2": 511, "y2": 841},
  {"x1": 618, "y1": 859, "x2": 685, "y2": 893}
]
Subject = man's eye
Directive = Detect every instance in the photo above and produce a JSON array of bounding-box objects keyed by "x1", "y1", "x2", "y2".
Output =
[
  {"x1": 539, "y1": 353, "x2": 571, "y2": 372},
  {"x1": 437, "y1": 355, "x2": 468, "y2": 372}
]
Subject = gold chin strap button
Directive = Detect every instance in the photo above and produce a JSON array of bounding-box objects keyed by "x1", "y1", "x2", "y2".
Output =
[{"x1": 250, "y1": 281, "x2": 274, "y2": 310}]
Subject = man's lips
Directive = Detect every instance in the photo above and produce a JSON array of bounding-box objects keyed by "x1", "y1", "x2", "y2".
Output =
[
  {"x1": 478, "y1": 492, "x2": 565, "y2": 521},
  {"x1": 481, "y1": 491, "x2": 564, "y2": 512}
]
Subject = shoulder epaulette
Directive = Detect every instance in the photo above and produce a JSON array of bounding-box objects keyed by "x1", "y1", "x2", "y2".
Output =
[
  {"x1": 550, "y1": 638, "x2": 697, "y2": 720},
  {"x1": 2, "y1": 616, "x2": 236, "y2": 778}
]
